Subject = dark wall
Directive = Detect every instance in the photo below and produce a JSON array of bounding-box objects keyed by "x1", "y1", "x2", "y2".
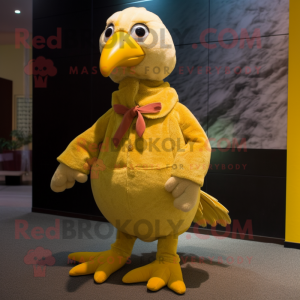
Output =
[
  {"x1": 32, "y1": 0, "x2": 288, "y2": 239},
  {"x1": 0, "y1": 77, "x2": 13, "y2": 141}
]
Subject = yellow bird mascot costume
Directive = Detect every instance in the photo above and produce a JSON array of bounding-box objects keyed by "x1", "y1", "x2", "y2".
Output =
[{"x1": 51, "y1": 7, "x2": 231, "y2": 294}]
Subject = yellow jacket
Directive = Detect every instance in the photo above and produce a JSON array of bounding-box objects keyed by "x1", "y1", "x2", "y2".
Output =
[{"x1": 57, "y1": 77, "x2": 227, "y2": 241}]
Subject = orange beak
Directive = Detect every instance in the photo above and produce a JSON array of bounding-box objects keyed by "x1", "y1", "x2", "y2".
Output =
[{"x1": 100, "y1": 31, "x2": 145, "y2": 77}]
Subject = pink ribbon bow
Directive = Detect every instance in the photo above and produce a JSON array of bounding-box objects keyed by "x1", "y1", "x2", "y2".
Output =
[{"x1": 113, "y1": 102, "x2": 162, "y2": 147}]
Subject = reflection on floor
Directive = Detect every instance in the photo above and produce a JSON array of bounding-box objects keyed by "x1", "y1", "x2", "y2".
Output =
[
  {"x1": 0, "y1": 186, "x2": 299, "y2": 299},
  {"x1": 0, "y1": 185, "x2": 32, "y2": 207}
]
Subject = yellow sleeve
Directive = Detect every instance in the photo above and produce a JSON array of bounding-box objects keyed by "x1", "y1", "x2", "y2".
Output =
[
  {"x1": 171, "y1": 103, "x2": 211, "y2": 186},
  {"x1": 57, "y1": 108, "x2": 113, "y2": 174}
]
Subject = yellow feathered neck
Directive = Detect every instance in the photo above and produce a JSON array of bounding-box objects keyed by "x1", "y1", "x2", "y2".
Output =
[{"x1": 111, "y1": 77, "x2": 178, "y2": 119}]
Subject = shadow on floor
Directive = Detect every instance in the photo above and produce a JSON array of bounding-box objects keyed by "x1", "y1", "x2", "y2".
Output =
[{"x1": 46, "y1": 251, "x2": 229, "y2": 293}]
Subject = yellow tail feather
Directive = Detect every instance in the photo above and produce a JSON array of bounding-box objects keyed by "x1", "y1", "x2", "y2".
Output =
[{"x1": 193, "y1": 190, "x2": 231, "y2": 228}]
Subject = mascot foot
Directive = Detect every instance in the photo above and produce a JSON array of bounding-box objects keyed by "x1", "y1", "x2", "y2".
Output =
[
  {"x1": 68, "y1": 250, "x2": 128, "y2": 283},
  {"x1": 122, "y1": 260, "x2": 186, "y2": 294}
]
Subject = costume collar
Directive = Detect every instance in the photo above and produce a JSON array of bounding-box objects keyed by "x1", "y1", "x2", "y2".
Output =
[{"x1": 111, "y1": 77, "x2": 178, "y2": 119}]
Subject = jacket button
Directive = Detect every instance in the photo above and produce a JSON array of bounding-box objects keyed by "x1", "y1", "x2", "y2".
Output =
[{"x1": 128, "y1": 144, "x2": 133, "y2": 151}]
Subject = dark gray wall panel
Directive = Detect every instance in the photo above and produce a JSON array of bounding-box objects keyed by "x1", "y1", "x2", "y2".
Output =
[
  {"x1": 208, "y1": 35, "x2": 288, "y2": 149},
  {"x1": 33, "y1": 0, "x2": 92, "y2": 19},
  {"x1": 33, "y1": 12, "x2": 92, "y2": 58},
  {"x1": 205, "y1": 173, "x2": 286, "y2": 239},
  {"x1": 168, "y1": 44, "x2": 208, "y2": 130},
  {"x1": 210, "y1": 0, "x2": 289, "y2": 41}
]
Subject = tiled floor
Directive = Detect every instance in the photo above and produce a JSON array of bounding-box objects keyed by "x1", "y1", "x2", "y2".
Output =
[{"x1": 0, "y1": 185, "x2": 299, "y2": 299}]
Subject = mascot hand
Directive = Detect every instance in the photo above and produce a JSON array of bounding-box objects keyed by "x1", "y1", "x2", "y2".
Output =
[
  {"x1": 50, "y1": 163, "x2": 88, "y2": 192},
  {"x1": 165, "y1": 176, "x2": 199, "y2": 212}
]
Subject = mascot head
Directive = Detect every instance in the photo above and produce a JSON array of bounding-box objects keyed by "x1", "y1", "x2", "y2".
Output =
[{"x1": 99, "y1": 7, "x2": 176, "y2": 83}]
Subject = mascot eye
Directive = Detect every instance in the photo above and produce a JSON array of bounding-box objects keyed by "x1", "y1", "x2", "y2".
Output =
[
  {"x1": 130, "y1": 24, "x2": 149, "y2": 42},
  {"x1": 104, "y1": 24, "x2": 114, "y2": 42}
]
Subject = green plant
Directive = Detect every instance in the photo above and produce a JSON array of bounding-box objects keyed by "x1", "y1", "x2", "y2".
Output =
[
  {"x1": 10, "y1": 130, "x2": 32, "y2": 146},
  {"x1": 0, "y1": 138, "x2": 6, "y2": 153},
  {"x1": 0, "y1": 130, "x2": 32, "y2": 151},
  {"x1": 3, "y1": 139, "x2": 23, "y2": 150}
]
